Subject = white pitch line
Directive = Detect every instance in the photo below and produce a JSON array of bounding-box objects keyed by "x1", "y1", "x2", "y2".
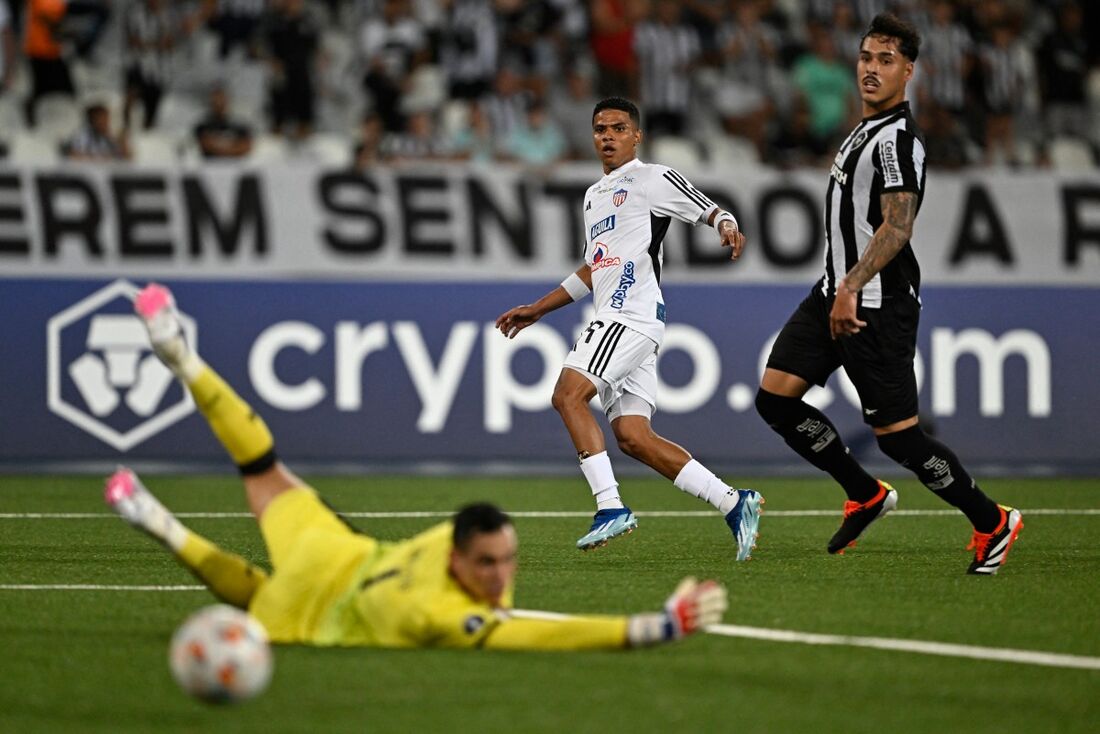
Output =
[
  {"x1": 2, "y1": 590, "x2": 1097, "y2": 671},
  {"x1": 706, "y1": 624, "x2": 1100, "y2": 671},
  {"x1": 0, "y1": 509, "x2": 1098, "y2": 520}
]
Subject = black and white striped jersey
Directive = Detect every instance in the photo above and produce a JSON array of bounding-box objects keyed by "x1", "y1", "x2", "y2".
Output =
[
  {"x1": 633, "y1": 21, "x2": 701, "y2": 113},
  {"x1": 582, "y1": 157, "x2": 719, "y2": 343},
  {"x1": 820, "y1": 101, "x2": 926, "y2": 309}
]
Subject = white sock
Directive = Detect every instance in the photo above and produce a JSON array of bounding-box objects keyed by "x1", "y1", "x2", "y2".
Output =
[
  {"x1": 130, "y1": 490, "x2": 188, "y2": 551},
  {"x1": 674, "y1": 459, "x2": 740, "y2": 514},
  {"x1": 579, "y1": 452, "x2": 624, "y2": 510}
]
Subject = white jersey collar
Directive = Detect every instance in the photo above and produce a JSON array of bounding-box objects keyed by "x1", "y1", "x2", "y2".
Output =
[{"x1": 601, "y1": 157, "x2": 644, "y2": 181}]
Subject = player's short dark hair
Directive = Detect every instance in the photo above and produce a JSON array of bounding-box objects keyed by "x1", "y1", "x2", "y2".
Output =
[
  {"x1": 861, "y1": 13, "x2": 921, "y2": 61},
  {"x1": 592, "y1": 97, "x2": 641, "y2": 128},
  {"x1": 453, "y1": 503, "x2": 513, "y2": 550}
]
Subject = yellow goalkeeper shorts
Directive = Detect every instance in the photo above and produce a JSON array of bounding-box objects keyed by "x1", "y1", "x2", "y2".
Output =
[{"x1": 248, "y1": 487, "x2": 379, "y2": 643}]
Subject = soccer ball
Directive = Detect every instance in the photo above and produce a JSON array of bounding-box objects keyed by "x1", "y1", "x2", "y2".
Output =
[{"x1": 168, "y1": 604, "x2": 274, "y2": 704}]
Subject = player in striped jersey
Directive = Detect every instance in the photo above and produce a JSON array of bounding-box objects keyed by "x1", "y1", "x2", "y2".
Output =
[
  {"x1": 755, "y1": 14, "x2": 1022, "y2": 575},
  {"x1": 495, "y1": 98, "x2": 763, "y2": 558}
]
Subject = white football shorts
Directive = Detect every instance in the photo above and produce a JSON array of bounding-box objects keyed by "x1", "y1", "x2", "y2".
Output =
[{"x1": 562, "y1": 319, "x2": 658, "y2": 421}]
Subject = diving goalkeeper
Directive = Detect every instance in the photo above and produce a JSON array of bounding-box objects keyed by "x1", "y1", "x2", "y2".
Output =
[{"x1": 106, "y1": 284, "x2": 728, "y2": 650}]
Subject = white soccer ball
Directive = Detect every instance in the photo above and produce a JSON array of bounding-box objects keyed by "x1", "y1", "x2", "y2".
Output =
[{"x1": 168, "y1": 604, "x2": 274, "y2": 704}]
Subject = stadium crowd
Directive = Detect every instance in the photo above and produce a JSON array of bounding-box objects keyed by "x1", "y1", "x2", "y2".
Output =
[{"x1": 0, "y1": 0, "x2": 1096, "y2": 170}]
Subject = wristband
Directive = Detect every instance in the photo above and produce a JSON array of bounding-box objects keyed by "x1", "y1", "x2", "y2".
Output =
[
  {"x1": 560, "y1": 273, "x2": 591, "y2": 302},
  {"x1": 713, "y1": 210, "x2": 738, "y2": 233}
]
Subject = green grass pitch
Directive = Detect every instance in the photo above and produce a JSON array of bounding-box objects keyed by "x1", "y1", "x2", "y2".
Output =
[{"x1": 1, "y1": 474, "x2": 1098, "y2": 734}]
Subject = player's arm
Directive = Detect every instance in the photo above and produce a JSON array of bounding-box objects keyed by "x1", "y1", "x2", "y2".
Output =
[
  {"x1": 482, "y1": 577, "x2": 727, "y2": 651},
  {"x1": 830, "y1": 190, "x2": 918, "y2": 339},
  {"x1": 494, "y1": 264, "x2": 592, "y2": 339},
  {"x1": 654, "y1": 168, "x2": 745, "y2": 261}
]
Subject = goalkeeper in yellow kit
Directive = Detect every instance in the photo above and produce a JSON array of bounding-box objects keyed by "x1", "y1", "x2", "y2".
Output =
[{"x1": 105, "y1": 284, "x2": 728, "y2": 651}]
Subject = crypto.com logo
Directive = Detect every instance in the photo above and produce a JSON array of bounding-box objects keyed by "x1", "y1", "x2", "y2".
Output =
[{"x1": 46, "y1": 279, "x2": 197, "y2": 451}]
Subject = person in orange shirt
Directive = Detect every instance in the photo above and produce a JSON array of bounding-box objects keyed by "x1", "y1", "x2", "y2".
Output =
[{"x1": 23, "y1": 0, "x2": 74, "y2": 126}]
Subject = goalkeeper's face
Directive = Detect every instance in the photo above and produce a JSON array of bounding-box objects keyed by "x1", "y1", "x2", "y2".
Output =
[{"x1": 450, "y1": 525, "x2": 519, "y2": 607}]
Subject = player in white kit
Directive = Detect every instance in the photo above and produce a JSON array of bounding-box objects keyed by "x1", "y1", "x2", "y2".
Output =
[{"x1": 496, "y1": 97, "x2": 763, "y2": 558}]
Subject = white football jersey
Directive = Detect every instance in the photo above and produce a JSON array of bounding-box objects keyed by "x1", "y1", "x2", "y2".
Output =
[{"x1": 581, "y1": 158, "x2": 718, "y2": 344}]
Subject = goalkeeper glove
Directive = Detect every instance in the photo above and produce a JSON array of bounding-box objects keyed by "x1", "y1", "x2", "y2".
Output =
[{"x1": 626, "y1": 577, "x2": 728, "y2": 647}]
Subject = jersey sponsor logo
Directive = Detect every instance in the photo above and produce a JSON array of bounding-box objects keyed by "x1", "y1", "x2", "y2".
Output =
[
  {"x1": 656, "y1": 302, "x2": 666, "y2": 322},
  {"x1": 610, "y1": 261, "x2": 636, "y2": 309},
  {"x1": 880, "y1": 139, "x2": 902, "y2": 186},
  {"x1": 463, "y1": 614, "x2": 486, "y2": 635},
  {"x1": 591, "y1": 242, "x2": 622, "y2": 271},
  {"x1": 612, "y1": 188, "x2": 628, "y2": 207},
  {"x1": 46, "y1": 279, "x2": 197, "y2": 451},
  {"x1": 590, "y1": 215, "x2": 616, "y2": 240},
  {"x1": 830, "y1": 161, "x2": 848, "y2": 186}
]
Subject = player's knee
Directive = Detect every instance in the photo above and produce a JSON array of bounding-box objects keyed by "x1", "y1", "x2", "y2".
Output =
[
  {"x1": 875, "y1": 425, "x2": 925, "y2": 465},
  {"x1": 754, "y1": 388, "x2": 799, "y2": 429},
  {"x1": 616, "y1": 432, "x2": 647, "y2": 460}
]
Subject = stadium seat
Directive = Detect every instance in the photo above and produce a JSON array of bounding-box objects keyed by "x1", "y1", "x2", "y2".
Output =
[
  {"x1": 0, "y1": 95, "x2": 24, "y2": 141},
  {"x1": 1049, "y1": 136, "x2": 1096, "y2": 171},
  {"x1": 131, "y1": 132, "x2": 180, "y2": 166},
  {"x1": 708, "y1": 135, "x2": 762, "y2": 169},
  {"x1": 300, "y1": 133, "x2": 352, "y2": 167},
  {"x1": 647, "y1": 136, "x2": 702, "y2": 171},
  {"x1": 440, "y1": 100, "x2": 471, "y2": 139},
  {"x1": 9, "y1": 131, "x2": 60, "y2": 164},
  {"x1": 34, "y1": 95, "x2": 82, "y2": 143},
  {"x1": 249, "y1": 134, "x2": 289, "y2": 163},
  {"x1": 157, "y1": 94, "x2": 207, "y2": 139}
]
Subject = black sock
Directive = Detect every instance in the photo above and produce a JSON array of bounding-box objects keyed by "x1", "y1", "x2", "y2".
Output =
[
  {"x1": 876, "y1": 425, "x2": 1001, "y2": 532},
  {"x1": 755, "y1": 389, "x2": 880, "y2": 503}
]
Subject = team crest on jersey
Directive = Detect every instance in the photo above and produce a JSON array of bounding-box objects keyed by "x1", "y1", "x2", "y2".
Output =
[
  {"x1": 463, "y1": 615, "x2": 486, "y2": 635},
  {"x1": 852, "y1": 129, "x2": 868, "y2": 149},
  {"x1": 612, "y1": 188, "x2": 628, "y2": 207}
]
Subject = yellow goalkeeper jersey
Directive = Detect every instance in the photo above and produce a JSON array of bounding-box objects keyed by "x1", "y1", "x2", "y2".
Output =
[
  {"x1": 314, "y1": 521, "x2": 628, "y2": 650},
  {"x1": 248, "y1": 489, "x2": 628, "y2": 650}
]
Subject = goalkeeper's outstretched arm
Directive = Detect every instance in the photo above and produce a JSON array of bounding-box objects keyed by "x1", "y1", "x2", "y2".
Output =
[{"x1": 481, "y1": 577, "x2": 728, "y2": 651}]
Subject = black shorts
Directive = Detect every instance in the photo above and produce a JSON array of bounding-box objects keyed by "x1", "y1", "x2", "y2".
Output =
[{"x1": 766, "y1": 286, "x2": 920, "y2": 427}]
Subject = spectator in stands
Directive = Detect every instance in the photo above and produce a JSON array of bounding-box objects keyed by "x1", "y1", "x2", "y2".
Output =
[
  {"x1": 588, "y1": 0, "x2": 642, "y2": 97},
  {"x1": 449, "y1": 100, "x2": 497, "y2": 164},
  {"x1": 61, "y1": 102, "x2": 130, "y2": 160},
  {"x1": 919, "y1": 101, "x2": 970, "y2": 171},
  {"x1": 714, "y1": 0, "x2": 781, "y2": 160},
  {"x1": 767, "y1": 94, "x2": 829, "y2": 169},
  {"x1": 205, "y1": 0, "x2": 265, "y2": 59},
  {"x1": 790, "y1": 22, "x2": 854, "y2": 153},
  {"x1": 503, "y1": 99, "x2": 567, "y2": 168},
  {"x1": 381, "y1": 108, "x2": 452, "y2": 162},
  {"x1": 0, "y1": 0, "x2": 15, "y2": 97},
  {"x1": 23, "y1": 0, "x2": 75, "y2": 127},
  {"x1": 440, "y1": 0, "x2": 498, "y2": 100},
  {"x1": 351, "y1": 111, "x2": 384, "y2": 171},
  {"x1": 1036, "y1": 1, "x2": 1090, "y2": 144},
  {"x1": 359, "y1": 0, "x2": 427, "y2": 133},
  {"x1": 551, "y1": 65, "x2": 599, "y2": 160},
  {"x1": 262, "y1": 0, "x2": 320, "y2": 141},
  {"x1": 479, "y1": 64, "x2": 532, "y2": 142},
  {"x1": 494, "y1": 0, "x2": 564, "y2": 99},
  {"x1": 918, "y1": 0, "x2": 973, "y2": 136},
  {"x1": 977, "y1": 20, "x2": 1030, "y2": 167},
  {"x1": 123, "y1": 0, "x2": 186, "y2": 130},
  {"x1": 193, "y1": 85, "x2": 253, "y2": 158},
  {"x1": 633, "y1": 0, "x2": 701, "y2": 137}
]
